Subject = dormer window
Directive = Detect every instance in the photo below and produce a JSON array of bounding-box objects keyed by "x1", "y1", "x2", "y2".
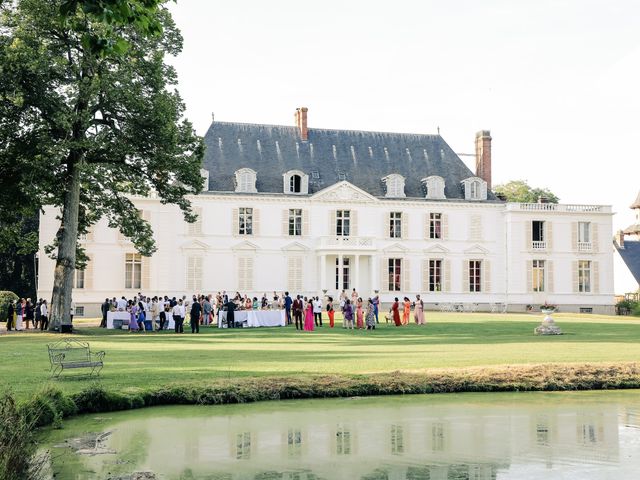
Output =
[
  {"x1": 422, "y1": 176, "x2": 446, "y2": 200},
  {"x1": 234, "y1": 168, "x2": 257, "y2": 193},
  {"x1": 283, "y1": 170, "x2": 309, "y2": 195},
  {"x1": 461, "y1": 177, "x2": 487, "y2": 201},
  {"x1": 382, "y1": 174, "x2": 406, "y2": 198}
]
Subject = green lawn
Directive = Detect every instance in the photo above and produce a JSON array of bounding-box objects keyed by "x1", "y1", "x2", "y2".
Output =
[{"x1": 2, "y1": 312, "x2": 640, "y2": 399}]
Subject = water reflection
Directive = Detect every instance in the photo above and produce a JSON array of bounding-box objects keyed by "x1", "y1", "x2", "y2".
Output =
[{"x1": 44, "y1": 391, "x2": 640, "y2": 480}]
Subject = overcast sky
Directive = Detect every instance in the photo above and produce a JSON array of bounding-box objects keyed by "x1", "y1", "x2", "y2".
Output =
[{"x1": 167, "y1": 0, "x2": 639, "y2": 293}]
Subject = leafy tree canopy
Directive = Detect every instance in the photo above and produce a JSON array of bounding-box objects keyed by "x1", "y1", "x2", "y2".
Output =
[
  {"x1": 493, "y1": 180, "x2": 559, "y2": 204},
  {"x1": 0, "y1": 0, "x2": 204, "y2": 327}
]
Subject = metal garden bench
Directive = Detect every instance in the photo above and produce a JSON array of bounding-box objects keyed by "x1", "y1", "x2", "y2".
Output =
[{"x1": 47, "y1": 338, "x2": 105, "y2": 378}]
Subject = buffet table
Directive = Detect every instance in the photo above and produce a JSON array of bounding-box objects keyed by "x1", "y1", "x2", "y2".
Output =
[
  {"x1": 218, "y1": 310, "x2": 286, "y2": 328},
  {"x1": 106, "y1": 311, "x2": 174, "y2": 329}
]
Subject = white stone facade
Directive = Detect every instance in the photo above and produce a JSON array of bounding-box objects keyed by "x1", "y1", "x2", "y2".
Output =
[{"x1": 37, "y1": 181, "x2": 614, "y2": 317}]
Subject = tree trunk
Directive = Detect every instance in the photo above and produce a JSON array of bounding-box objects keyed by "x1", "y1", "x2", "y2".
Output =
[{"x1": 49, "y1": 158, "x2": 82, "y2": 331}]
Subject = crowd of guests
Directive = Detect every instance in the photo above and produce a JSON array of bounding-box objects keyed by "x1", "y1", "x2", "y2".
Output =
[{"x1": 4, "y1": 297, "x2": 51, "y2": 331}]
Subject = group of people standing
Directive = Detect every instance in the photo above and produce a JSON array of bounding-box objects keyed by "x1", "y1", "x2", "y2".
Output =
[
  {"x1": 4, "y1": 298, "x2": 49, "y2": 332},
  {"x1": 389, "y1": 295, "x2": 425, "y2": 326}
]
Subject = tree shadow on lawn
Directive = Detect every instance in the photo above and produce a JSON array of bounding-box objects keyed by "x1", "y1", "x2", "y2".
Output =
[{"x1": 77, "y1": 321, "x2": 640, "y2": 346}]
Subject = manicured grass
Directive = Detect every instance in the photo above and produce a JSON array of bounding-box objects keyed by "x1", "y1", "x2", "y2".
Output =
[{"x1": 2, "y1": 312, "x2": 640, "y2": 400}]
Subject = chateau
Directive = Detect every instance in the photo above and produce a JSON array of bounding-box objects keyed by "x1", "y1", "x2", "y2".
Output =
[{"x1": 37, "y1": 108, "x2": 614, "y2": 317}]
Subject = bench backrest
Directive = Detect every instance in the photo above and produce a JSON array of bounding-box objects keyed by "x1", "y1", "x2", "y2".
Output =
[{"x1": 47, "y1": 339, "x2": 91, "y2": 364}]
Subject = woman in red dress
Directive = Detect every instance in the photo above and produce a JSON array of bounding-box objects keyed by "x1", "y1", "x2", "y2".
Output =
[{"x1": 392, "y1": 297, "x2": 402, "y2": 327}]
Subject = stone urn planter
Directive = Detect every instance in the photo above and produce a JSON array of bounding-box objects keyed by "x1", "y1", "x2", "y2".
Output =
[{"x1": 535, "y1": 308, "x2": 563, "y2": 335}]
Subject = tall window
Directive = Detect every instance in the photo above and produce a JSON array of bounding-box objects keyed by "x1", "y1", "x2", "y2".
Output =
[
  {"x1": 532, "y1": 221, "x2": 545, "y2": 246},
  {"x1": 336, "y1": 426, "x2": 351, "y2": 455},
  {"x1": 578, "y1": 260, "x2": 591, "y2": 293},
  {"x1": 289, "y1": 175, "x2": 301, "y2": 193},
  {"x1": 186, "y1": 256, "x2": 203, "y2": 291},
  {"x1": 287, "y1": 429, "x2": 302, "y2": 456},
  {"x1": 74, "y1": 268, "x2": 85, "y2": 289},
  {"x1": 236, "y1": 432, "x2": 251, "y2": 460},
  {"x1": 578, "y1": 222, "x2": 591, "y2": 243},
  {"x1": 432, "y1": 423, "x2": 444, "y2": 452},
  {"x1": 238, "y1": 207, "x2": 253, "y2": 235},
  {"x1": 289, "y1": 209, "x2": 302, "y2": 236},
  {"x1": 125, "y1": 253, "x2": 142, "y2": 289},
  {"x1": 429, "y1": 259, "x2": 442, "y2": 292},
  {"x1": 429, "y1": 213, "x2": 442, "y2": 239},
  {"x1": 469, "y1": 260, "x2": 482, "y2": 292},
  {"x1": 335, "y1": 258, "x2": 350, "y2": 290},
  {"x1": 470, "y1": 181, "x2": 480, "y2": 199},
  {"x1": 532, "y1": 260, "x2": 545, "y2": 292},
  {"x1": 336, "y1": 210, "x2": 350, "y2": 236},
  {"x1": 388, "y1": 258, "x2": 402, "y2": 291},
  {"x1": 389, "y1": 212, "x2": 402, "y2": 238},
  {"x1": 390, "y1": 425, "x2": 404, "y2": 455}
]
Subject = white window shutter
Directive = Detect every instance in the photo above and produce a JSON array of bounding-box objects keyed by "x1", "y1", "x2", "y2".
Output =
[
  {"x1": 141, "y1": 256, "x2": 150, "y2": 290},
  {"x1": 481, "y1": 182, "x2": 488, "y2": 200},
  {"x1": 469, "y1": 214, "x2": 481, "y2": 241},
  {"x1": 483, "y1": 260, "x2": 491, "y2": 293},
  {"x1": 246, "y1": 257, "x2": 254, "y2": 290},
  {"x1": 253, "y1": 209, "x2": 260, "y2": 236},
  {"x1": 237, "y1": 257, "x2": 245, "y2": 291},
  {"x1": 462, "y1": 260, "x2": 470, "y2": 292},
  {"x1": 380, "y1": 257, "x2": 388, "y2": 293},
  {"x1": 188, "y1": 207, "x2": 202, "y2": 235},
  {"x1": 302, "y1": 210, "x2": 309, "y2": 236},
  {"x1": 571, "y1": 222, "x2": 578, "y2": 252},
  {"x1": 386, "y1": 211, "x2": 391, "y2": 238},
  {"x1": 402, "y1": 258, "x2": 410, "y2": 293},
  {"x1": 401, "y1": 212, "x2": 408, "y2": 239},
  {"x1": 422, "y1": 259, "x2": 429, "y2": 292},
  {"x1": 351, "y1": 210, "x2": 358, "y2": 236},
  {"x1": 526, "y1": 261, "x2": 533, "y2": 293},
  {"x1": 232, "y1": 208, "x2": 239, "y2": 237},
  {"x1": 330, "y1": 210, "x2": 336, "y2": 236},
  {"x1": 525, "y1": 221, "x2": 532, "y2": 251},
  {"x1": 593, "y1": 261, "x2": 600, "y2": 294},
  {"x1": 442, "y1": 214, "x2": 449, "y2": 240},
  {"x1": 282, "y1": 209, "x2": 289, "y2": 236},
  {"x1": 424, "y1": 213, "x2": 430, "y2": 239},
  {"x1": 84, "y1": 255, "x2": 93, "y2": 290},
  {"x1": 547, "y1": 260, "x2": 554, "y2": 293},
  {"x1": 546, "y1": 221, "x2": 553, "y2": 250},
  {"x1": 592, "y1": 224, "x2": 599, "y2": 252},
  {"x1": 444, "y1": 259, "x2": 451, "y2": 292},
  {"x1": 572, "y1": 261, "x2": 579, "y2": 293}
]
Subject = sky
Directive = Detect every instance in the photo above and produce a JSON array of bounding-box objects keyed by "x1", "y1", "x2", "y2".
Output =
[{"x1": 167, "y1": 0, "x2": 639, "y2": 293}]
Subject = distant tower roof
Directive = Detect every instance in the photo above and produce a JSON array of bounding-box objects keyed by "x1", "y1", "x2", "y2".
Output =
[{"x1": 631, "y1": 190, "x2": 640, "y2": 209}]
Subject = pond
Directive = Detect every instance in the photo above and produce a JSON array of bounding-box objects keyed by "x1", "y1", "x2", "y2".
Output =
[{"x1": 42, "y1": 390, "x2": 640, "y2": 479}]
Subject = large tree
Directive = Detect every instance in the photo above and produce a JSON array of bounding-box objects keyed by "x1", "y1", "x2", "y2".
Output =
[
  {"x1": 493, "y1": 180, "x2": 559, "y2": 204},
  {"x1": 0, "y1": 0, "x2": 204, "y2": 330}
]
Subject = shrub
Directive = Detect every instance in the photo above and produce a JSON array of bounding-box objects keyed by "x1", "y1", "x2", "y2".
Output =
[
  {"x1": 0, "y1": 393, "x2": 46, "y2": 480},
  {"x1": 71, "y1": 384, "x2": 144, "y2": 413},
  {"x1": 20, "y1": 386, "x2": 77, "y2": 428},
  {"x1": 0, "y1": 291, "x2": 18, "y2": 322}
]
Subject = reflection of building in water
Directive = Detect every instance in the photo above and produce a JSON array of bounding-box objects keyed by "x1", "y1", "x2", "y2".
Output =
[{"x1": 64, "y1": 399, "x2": 621, "y2": 480}]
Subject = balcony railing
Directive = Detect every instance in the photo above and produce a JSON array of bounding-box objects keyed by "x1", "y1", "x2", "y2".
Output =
[
  {"x1": 531, "y1": 241, "x2": 547, "y2": 250},
  {"x1": 508, "y1": 203, "x2": 611, "y2": 213},
  {"x1": 577, "y1": 241, "x2": 592, "y2": 252},
  {"x1": 318, "y1": 236, "x2": 375, "y2": 250}
]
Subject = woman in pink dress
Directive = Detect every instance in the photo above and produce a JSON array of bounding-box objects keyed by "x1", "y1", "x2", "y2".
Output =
[
  {"x1": 303, "y1": 297, "x2": 315, "y2": 331},
  {"x1": 356, "y1": 297, "x2": 364, "y2": 329},
  {"x1": 414, "y1": 294, "x2": 425, "y2": 325}
]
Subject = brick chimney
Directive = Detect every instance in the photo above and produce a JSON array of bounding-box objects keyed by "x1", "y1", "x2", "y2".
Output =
[
  {"x1": 615, "y1": 230, "x2": 625, "y2": 249},
  {"x1": 294, "y1": 107, "x2": 309, "y2": 141},
  {"x1": 475, "y1": 130, "x2": 492, "y2": 189}
]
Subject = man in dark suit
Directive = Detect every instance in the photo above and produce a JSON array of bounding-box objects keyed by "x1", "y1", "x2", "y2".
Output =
[
  {"x1": 224, "y1": 299, "x2": 237, "y2": 328},
  {"x1": 284, "y1": 291, "x2": 293, "y2": 325},
  {"x1": 292, "y1": 295, "x2": 303, "y2": 331},
  {"x1": 190, "y1": 300, "x2": 202, "y2": 333},
  {"x1": 100, "y1": 298, "x2": 110, "y2": 328}
]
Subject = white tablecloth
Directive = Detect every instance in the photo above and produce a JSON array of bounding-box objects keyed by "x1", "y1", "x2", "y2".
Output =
[
  {"x1": 218, "y1": 310, "x2": 286, "y2": 328},
  {"x1": 107, "y1": 311, "x2": 174, "y2": 329},
  {"x1": 107, "y1": 311, "x2": 131, "y2": 329}
]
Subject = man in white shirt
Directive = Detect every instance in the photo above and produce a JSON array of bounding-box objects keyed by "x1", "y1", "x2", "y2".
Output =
[
  {"x1": 313, "y1": 296, "x2": 323, "y2": 327},
  {"x1": 117, "y1": 296, "x2": 127, "y2": 311},
  {"x1": 172, "y1": 299, "x2": 185, "y2": 333}
]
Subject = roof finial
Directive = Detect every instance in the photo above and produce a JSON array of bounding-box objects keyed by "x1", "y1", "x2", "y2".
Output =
[
  {"x1": 211, "y1": 112, "x2": 215, "y2": 123},
  {"x1": 437, "y1": 126, "x2": 440, "y2": 135}
]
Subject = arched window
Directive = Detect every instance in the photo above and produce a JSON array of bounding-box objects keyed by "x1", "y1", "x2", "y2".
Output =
[
  {"x1": 289, "y1": 174, "x2": 302, "y2": 193},
  {"x1": 382, "y1": 174, "x2": 406, "y2": 198},
  {"x1": 282, "y1": 170, "x2": 308, "y2": 195},
  {"x1": 422, "y1": 176, "x2": 446, "y2": 200},
  {"x1": 461, "y1": 177, "x2": 487, "y2": 201},
  {"x1": 235, "y1": 168, "x2": 257, "y2": 193}
]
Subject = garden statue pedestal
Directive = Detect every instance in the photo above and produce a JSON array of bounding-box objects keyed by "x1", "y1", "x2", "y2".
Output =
[{"x1": 534, "y1": 309, "x2": 563, "y2": 335}]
